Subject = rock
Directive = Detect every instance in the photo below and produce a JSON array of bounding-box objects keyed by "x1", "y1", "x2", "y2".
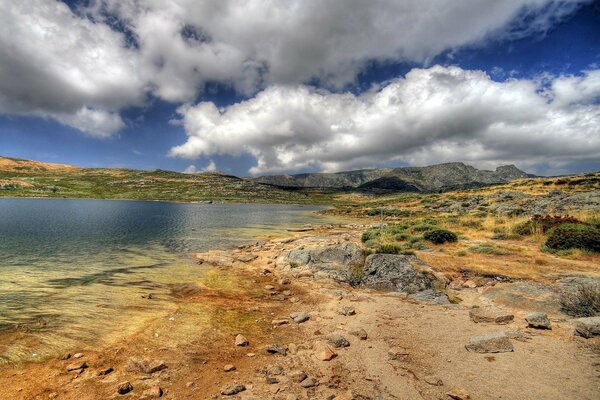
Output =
[
  {"x1": 279, "y1": 278, "x2": 290, "y2": 285},
  {"x1": 465, "y1": 332, "x2": 514, "y2": 353},
  {"x1": 127, "y1": 358, "x2": 168, "y2": 374},
  {"x1": 267, "y1": 365, "x2": 284, "y2": 376},
  {"x1": 574, "y1": 316, "x2": 600, "y2": 338},
  {"x1": 296, "y1": 270, "x2": 314, "y2": 278},
  {"x1": 326, "y1": 332, "x2": 350, "y2": 348},
  {"x1": 235, "y1": 334, "x2": 249, "y2": 346},
  {"x1": 60, "y1": 353, "x2": 71, "y2": 360},
  {"x1": 66, "y1": 361, "x2": 88, "y2": 372},
  {"x1": 265, "y1": 284, "x2": 275, "y2": 290},
  {"x1": 469, "y1": 307, "x2": 514, "y2": 324},
  {"x1": 290, "y1": 312, "x2": 310, "y2": 323},
  {"x1": 388, "y1": 347, "x2": 410, "y2": 360},
  {"x1": 447, "y1": 387, "x2": 470, "y2": 399},
  {"x1": 142, "y1": 385, "x2": 163, "y2": 398},
  {"x1": 97, "y1": 367, "x2": 114, "y2": 376},
  {"x1": 338, "y1": 306, "x2": 356, "y2": 316},
  {"x1": 314, "y1": 342, "x2": 337, "y2": 361},
  {"x1": 349, "y1": 328, "x2": 368, "y2": 340},
  {"x1": 266, "y1": 376, "x2": 279, "y2": 384},
  {"x1": 525, "y1": 312, "x2": 551, "y2": 329},
  {"x1": 117, "y1": 381, "x2": 133, "y2": 395},
  {"x1": 361, "y1": 254, "x2": 435, "y2": 293},
  {"x1": 73, "y1": 353, "x2": 84, "y2": 359},
  {"x1": 462, "y1": 280, "x2": 478, "y2": 289},
  {"x1": 266, "y1": 345, "x2": 288, "y2": 356},
  {"x1": 220, "y1": 383, "x2": 246, "y2": 396},
  {"x1": 285, "y1": 243, "x2": 365, "y2": 282},
  {"x1": 289, "y1": 370, "x2": 307, "y2": 383},
  {"x1": 224, "y1": 364, "x2": 236, "y2": 372},
  {"x1": 300, "y1": 377, "x2": 317, "y2": 388},
  {"x1": 272, "y1": 319, "x2": 289, "y2": 326},
  {"x1": 424, "y1": 376, "x2": 444, "y2": 386},
  {"x1": 237, "y1": 254, "x2": 258, "y2": 263}
]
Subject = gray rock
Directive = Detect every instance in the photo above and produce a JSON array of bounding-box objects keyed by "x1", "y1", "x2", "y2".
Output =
[
  {"x1": 465, "y1": 332, "x2": 514, "y2": 353},
  {"x1": 290, "y1": 312, "x2": 310, "y2": 323},
  {"x1": 300, "y1": 377, "x2": 317, "y2": 388},
  {"x1": 221, "y1": 383, "x2": 246, "y2": 396},
  {"x1": 469, "y1": 307, "x2": 514, "y2": 324},
  {"x1": 338, "y1": 306, "x2": 356, "y2": 316},
  {"x1": 127, "y1": 358, "x2": 167, "y2": 374},
  {"x1": 289, "y1": 370, "x2": 307, "y2": 383},
  {"x1": 326, "y1": 332, "x2": 350, "y2": 348},
  {"x1": 349, "y1": 327, "x2": 368, "y2": 340},
  {"x1": 361, "y1": 254, "x2": 434, "y2": 293},
  {"x1": 573, "y1": 317, "x2": 600, "y2": 338},
  {"x1": 525, "y1": 312, "x2": 551, "y2": 329},
  {"x1": 266, "y1": 345, "x2": 288, "y2": 356},
  {"x1": 285, "y1": 243, "x2": 365, "y2": 282}
]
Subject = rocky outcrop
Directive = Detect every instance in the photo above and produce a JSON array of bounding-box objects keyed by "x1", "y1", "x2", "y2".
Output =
[
  {"x1": 283, "y1": 242, "x2": 365, "y2": 282},
  {"x1": 361, "y1": 254, "x2": 437, "y2": 294}
]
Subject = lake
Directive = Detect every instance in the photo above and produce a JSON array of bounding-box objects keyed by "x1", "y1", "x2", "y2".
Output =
[{"x1": 0, "y1": 198, "x2": 335, "y2": 362}]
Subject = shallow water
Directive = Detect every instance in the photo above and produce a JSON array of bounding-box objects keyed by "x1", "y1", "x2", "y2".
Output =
[{"x1": 0, "y1": 198, "x2": 334, "y2": 362}]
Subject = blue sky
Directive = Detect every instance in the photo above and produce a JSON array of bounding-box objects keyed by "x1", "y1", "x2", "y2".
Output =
[{"x1": 0, "y1": 1, "x2": 599, "y2": 176}]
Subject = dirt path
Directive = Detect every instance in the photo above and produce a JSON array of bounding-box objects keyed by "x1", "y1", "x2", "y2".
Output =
[{"x1": 0, "y1": 229, "x2": 598, "y2": 399}]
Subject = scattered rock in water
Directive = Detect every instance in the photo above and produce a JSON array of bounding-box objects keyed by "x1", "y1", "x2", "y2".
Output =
[
  {"x1": 141, "y1": 385, "x2": 163, "y2": 398},
  {"x1": 266, "y1": 345, "x2": 288, "y2": 356},
  {"x1": 349, "y1": 327, "x2": 368, "y2": 340},
  {"x1": 127, "y1": 358, "x2": 168, "y2": 374},
  {"x1": 97, "y1": 367, "x2": 114, "y2": 376},
  {"x1": 220, "y1": 383, "x2": 246, "y2": 396},
  {"x1": 465, "y1": 332, "x2": 514, "y2": 353},
  {"x1": 314, "y1": 342, "x2": 337, "y2": 361},
  {"x1": 73, "y1": 353, "x2": 84, "y2": 359},
  {"x1": 326, "y1": 332, "x2": 350, "y2": 348},
  {"x1": 361, "y1": 254, "x2": 435, "y2": 293},
  {"x1": 66, "y1": 361, "x2": 88, "y2": 372},
  {"x1": 447, "y1": 387, "x2": 470, "y2": 399},
  {"x1": 338, "y1": 306, "x2": 356, "y2": 316},
  {"x1": 300, "y1": 377, "x2": 317, "y2": 388},
  {"x1": 290, "y1": 312, "x2": 310, "y2": 323},
  {"x1": 469, "y1": 307, "x2": 514, "y2": 324},
  {"x1": 289, "y1": 370, "x2": 307, "y2": 383},
  {"x1": 235, "y1": 334, "x2": 249, "y2": 346},
  {"x1": 117, "y1": 381, "x2": 133, "y2": 395},
  {"x1": 573, "y1": 316, "x2": 600, "y2": 338},
  {"x1": 525, "y1": 312, "x2": 551, "y2": 329},
  {"x1": 224, "y1": 364, "x2": 236, "y2": 372}
]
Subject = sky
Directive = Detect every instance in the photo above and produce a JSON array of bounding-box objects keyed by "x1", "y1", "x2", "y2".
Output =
[{"x1": 0, "y1": 0, "x2": 599, "y2": 177}]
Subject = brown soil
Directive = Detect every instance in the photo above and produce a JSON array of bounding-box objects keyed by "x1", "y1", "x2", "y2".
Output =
[{"x1": 1, "y1": 229, "x2": 599, "y2": 400}]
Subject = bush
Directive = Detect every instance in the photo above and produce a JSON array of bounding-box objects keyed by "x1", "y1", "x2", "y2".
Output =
[
  {"x1": 376, "y1": 243, "x2": 404, "y2": 254},
  {"x1": 361, "y1": 229, "x2": 380, "y2": 242},
  {"x1": 394, "y1": 233, "x2": 409, "y2": 241},
  {"x1": 468, "y1": 245, "x2": 508, "y2": 255},
  {"x1": 412, "y1": 224, "x2": 437, "y2": 232},
  {"x1": 514, "y1": 215, "x2": 581, "y2": 236},
  {"x1": 545, "y1": 223, "x2": 600, "y2": 252},
  {"x1": 423, "y1": 229, "x2": 458, "y2": 244},
  {"x1": 560, "y1": 283, "x2": 600, "y2": 317}
]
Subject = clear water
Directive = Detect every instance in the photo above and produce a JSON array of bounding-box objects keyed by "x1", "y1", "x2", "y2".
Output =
[{"x1": 0, "y1": 198, "x2": 333, "y2": 362}]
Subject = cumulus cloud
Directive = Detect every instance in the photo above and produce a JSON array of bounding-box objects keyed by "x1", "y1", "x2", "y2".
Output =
[
  {"x1": 183, "y1": 160, "x2": 217, "y2": 174},
  {"x1": 183, "y1": 164, "x2": 197, "y2": 174},
  {"x1": 0, "y1": 0, "x2": 591, "y2": 137},
  {"x1": 170, "y1": 65, "x2": 600, "y2": 175}
]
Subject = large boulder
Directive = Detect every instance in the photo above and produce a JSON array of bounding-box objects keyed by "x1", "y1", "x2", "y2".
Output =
[
  {"x1": 573, "y1": 317, "x2": 600, "y2": 338},
  {"x1": 361, "y1": 254, "x2": 435, "y2": 293},
  {"x1": 284, "y1": 243, "x2": 365, "y2": 282}
]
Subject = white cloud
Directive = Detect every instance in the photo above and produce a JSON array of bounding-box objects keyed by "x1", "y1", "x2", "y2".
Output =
[
  {"x1": 183, "y1": 160, "x2": 217, "y2": 174},
  {"x1": 0, "y1": 0, "x2": 591, "y2": 138},
  {"x1": 171, "y1": 65, "x2": 600, "y2": 175},
  {"x1": 183, "y1": 164, "x2": 197, "y2": 174}
]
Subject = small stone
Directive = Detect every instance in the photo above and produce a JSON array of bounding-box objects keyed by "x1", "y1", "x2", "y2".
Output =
[
  {"x1": 525, "y1": 312, "x2": 551, "y2": 329},
  {"x1": 300, "y1": 377, "x2": 317, "y2": 388},
  {"x1": 117, "y1": 381, "x2": 133, "y2": 395},
  {"x1": 127, "y1": 358, "x2": 168, "y2": 374},
  {"x1": 186, "y1": 382, "x2": 194, "y2": 388},
  {"x1": 265, "y1": 284, "x2": 275, "y2": 290},
  {"x1": 220, "y1": 383, "x2": 246, "y2": 396},
  {"x1": 60, "y1": 353, "x2": 71, "y2": 360},
  {"x1": 447, "y1": 387, "x2": 470, "y2": 399},
  {"x1": 282, "y1": 290, "x2": 292, "y2": 296},
  {"x1": 73, "y1": 353, "x2": 84, "y2": 359},
  {"x1": 266, "y1": 345, "x2": 288, "y2": 356},
  {"x1": 314, "y1": 342, "x2": 337, "y2": 361},
  {"x1": 290, "y1": 312, "x2": 310, "y2": 323},
  {"x1": 465, "y1": 332, "x2": 514, "y2": 353},
  {"x1": 142, "y1": 385, "x2": 163, "y2": 398},
  {"x1": 462, "y1": 280, "x2": 477, "y2": 289},
  {"x1": 272, "y1": 319, "x2": 290, "y2": 326},
  {"x1": 338, "y1": 306, "x2": 356, "y2": 316},
  {"x1": 349, "y1": 328, "x2": 368, "y2": 340},
  {"x1": 235, "y1": 334, "x2": 249, "y2": 346},
  {"x1": 424, "y1": 376, "x2": 444, "y2": 386},
  {"x1": 469, "y1": 307, "x2": 514, "y2": 324},
  {"x1": 289, "y1": 370, "x2": 307, "y2": 383},
  {"x1": 266, "y1": 376, "x2": 279, "y2": 384},
  {"x1": 97, "y1": 367, "x2": 114, "y2": 376},
  {"x1": 48, "y1": 393, "x2": 58, "y2": 399},
  {"x1": 66, "y1": 361, "x2": 88, "y2": 372},
  {"x1": 224, "y1": 364, "x2": 236, "y2": 372},
  {"x1": 388, "y1": 347, "x2": 410, "y2": 360},
  {"x1": 326, "y1": 332, "x2": 350, "y2": 348},
  {"x1": 267, "y1": 365, "x2": 284, "y2": 376},
  {"x1": 279, "y1": 278, "x2": 290, "y2": 285},
  {"x1": 574, "y1": 316, "x2": 600, "y2": 338}
]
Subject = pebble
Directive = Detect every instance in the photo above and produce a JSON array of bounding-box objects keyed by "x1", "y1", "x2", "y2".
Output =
[
  {"x1": 220, "y1": 383, "x2": 246, "y2": 396},
  {"x1": 338, "y1": 306, "x2": 356, "y2": 316},
  {"x1": 235, "y1": 334, "x2": 249, "y2": 346},
  {"x1": 313, "y1": 342, "x2": 337, "y2": 361},
  {"x1": 447, "y1": 387, "x2": 470, "y2": 399},
  {"x1": 290, "y1": 312, "x2": 310, "y2": 323},
  {"x1": 272, "y1": 319, "x2": 290, "y2": 326},
  {"x1": 300, "y1": 377, "x2": 317, "y2": 388},
  {"x1": 117, "y1": 381, "x2": 133, "y2": 395},
  {"x1": 525, "y1": 312, "x2": 552, "y2": 329},
  {"x1": 288, "y1": 370, "x2": 307, "y2": 383},
  {"x1": 73, "y1": 353, "x2": 84, "y2": 359},
  {"x1": 349, "y1": 328, "x2": 368, "y2": 340},
  {"x1": 326, "y1": 332, "x2": 350, "y2": 348},
  {"x1": 97, "y1": 367, "x2": 114, "y2": 376},
  {"x1": 142, "y1": 385, "x2": 163, "y2": 398},
  {"x1": 224, "y1": 364, "x2": 236, "y2": 372}
]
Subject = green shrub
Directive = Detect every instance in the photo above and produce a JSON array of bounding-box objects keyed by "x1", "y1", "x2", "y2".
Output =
[
  {"x1": 363, "y1": 239, "x2": 379, "y2": 249},
  {"x1": 492, "y1": 232, "x2": 509, "y2": 240},
  {"x1": 361, "y1": 229, "x2": 380, "y2": 242},
  {"x1": 468, "y1": 245, "x2": 508, "y2": 255},
  {"x1": 461, "y1": 220, "x2": 483, "y2": 229},
  {"x1": 412, "y1": 224, "x2": 437, "y2": 232},
  {"x1": 423, "y1": 229, "x2": 458, "y2": 244},
  {"x1": 376, "y1": 243, "x2": 404, "y2": 254},
  {"x1": 545, "y1": 223, "x2": 600, "y2": 252},
  {"x1": 514, "y1": 215, "x2": 581, "y2": 236},
  {"x1": 394, "y1": 233, "x2": 409, "y2": 241}
]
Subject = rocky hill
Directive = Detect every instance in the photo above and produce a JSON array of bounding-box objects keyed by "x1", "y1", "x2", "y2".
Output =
[{"x1": 252, "y1": 162, "x2": 533, "y2": 192}]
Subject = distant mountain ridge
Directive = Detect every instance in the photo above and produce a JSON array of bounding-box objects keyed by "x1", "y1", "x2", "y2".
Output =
[{"x1": 252, "y1": 162, "x2": 534, "y2": 192}]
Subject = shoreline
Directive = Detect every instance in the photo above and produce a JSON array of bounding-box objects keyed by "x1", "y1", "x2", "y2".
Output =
[{"x1": 0, "y1": 224, "x2": 598, "y2": 399}]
